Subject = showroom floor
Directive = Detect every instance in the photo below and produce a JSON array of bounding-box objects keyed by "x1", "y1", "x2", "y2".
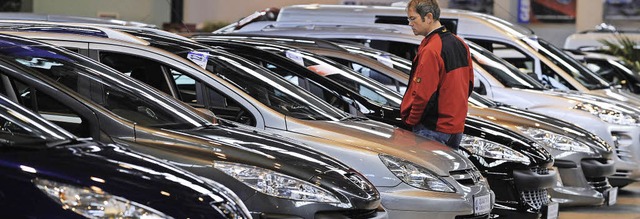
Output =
[{"x1": 559, "y1": 182, "x2": 640, "y2": 218}]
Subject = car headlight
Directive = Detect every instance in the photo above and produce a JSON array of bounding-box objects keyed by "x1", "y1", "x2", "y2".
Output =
[
  {"x1": 460, "y1": 135, "x2": 531, "y2": 165},
  {"x1": 33, "y1": 178, "x2": 171, "y2": 219},
  {"x1": 516, "y1": 126, "x2": 595, "y2": 155},
  {"x1": 213, "y1": 161, "x2": 341, "y2": 203},
  {"x1": 574, "y1": 102, "x2": 638, "y2": 125},
  {"x1": 379, "y1": 154, "x2": 456, "y2": 193}
]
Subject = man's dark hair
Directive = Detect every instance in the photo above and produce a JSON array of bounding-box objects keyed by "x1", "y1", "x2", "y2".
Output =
[{"x1": 408, "y1": 0, "x2": 440, "y2": 22}]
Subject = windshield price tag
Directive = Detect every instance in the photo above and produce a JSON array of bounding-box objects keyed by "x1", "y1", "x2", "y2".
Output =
[
  {"x1": 376, "y1": 54, "x2": 394, "y2": 68},
  {"x1": 285, "y1": 50, "x2": 305, "y2": 66},
  {"x1": 187, "y1": 51, "x2": 209, "y2": 69}
]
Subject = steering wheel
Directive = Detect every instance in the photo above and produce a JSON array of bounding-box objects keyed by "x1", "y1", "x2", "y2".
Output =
[{"x1": 234, "y1": 109, "x2": 253, "y2": 125}]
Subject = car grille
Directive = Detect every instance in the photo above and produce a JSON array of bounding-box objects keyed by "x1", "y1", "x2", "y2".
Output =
[
  {"x1": 455, "y1": 214, "x2": 490, "y2": 219},
  {"x1": 586, "y1": 176, "x2": 611, "y2": 193},
  {"x1": 450, "y1": 168, "x2": 483, "y2": 186},
  {"x1": 316, "y1": 209, "x2": 378, "y2": 219},
  {"x1": 521, "y1": 189, "x2": 550, "y2": 210},
  {"x1": 531, "y1": 167, "x2": 550, "y2": 175},
  {"x1": 613, "y1": 170, "x2": 631, "y2": 178}
]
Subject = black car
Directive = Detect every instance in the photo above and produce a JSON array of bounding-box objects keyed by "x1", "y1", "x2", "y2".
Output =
[
  {"x1": 0, "y1": 33, "x2": 381, "y2": 219},
  {"x1": 0, "y1": 94, "x2": 250, "y2": 218}
]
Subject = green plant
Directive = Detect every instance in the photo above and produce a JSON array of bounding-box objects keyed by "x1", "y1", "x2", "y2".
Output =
[{"x1": 599, "y1": 35, "x2": 640, "y2": 72}]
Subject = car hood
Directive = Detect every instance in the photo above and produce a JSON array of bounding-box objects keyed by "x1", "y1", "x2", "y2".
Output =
[
  {"x1": 469, "y1": 105, "x2": 612, "y2": 155},
  {"x1": 285, "y1": 117, "x2": 474, "y2": 176},
  {"x1": 171, "y1": 124, "x2": 355, "y2": 181}
]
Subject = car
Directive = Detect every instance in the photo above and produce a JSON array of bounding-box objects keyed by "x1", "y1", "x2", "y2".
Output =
[
  {"x1": 564, "y1": 27, "x2": 640, "y2": 51},
  {"x1": 0, "y1": 33, "x2": 384, "y2": 219},
  {"x1": 0, "y1": 93, "x2": 250, "y2": 218},
  {"x1": 6, "y1": 28, "x2": 493, "y2": 219},
  {"x1": 192, "y1": 36, "x2": 564, "y2": 217}
]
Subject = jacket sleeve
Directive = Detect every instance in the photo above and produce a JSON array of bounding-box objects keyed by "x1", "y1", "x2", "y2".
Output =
[{"x1": 404, "y1": 49, "x2": 441, "y2": 126}]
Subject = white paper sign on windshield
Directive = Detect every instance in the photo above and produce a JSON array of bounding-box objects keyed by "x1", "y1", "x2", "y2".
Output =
[
  {"x1": 285, "y1": 50, "x2": 305, "y2": 66},
  {"x1": 187, "y1": 51, "x2": 209, "y2": 69},
  {"x1": 376, "y1": 54, "x2": 394, "y2": 68}
]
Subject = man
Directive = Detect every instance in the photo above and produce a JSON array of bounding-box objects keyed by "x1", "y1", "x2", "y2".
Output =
[{"x1": 400, "y1": 0, "x2": 474, "y2": 149}]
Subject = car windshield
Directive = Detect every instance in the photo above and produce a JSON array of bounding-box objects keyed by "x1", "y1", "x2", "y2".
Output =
[
  {"x1": 277, "y1": 49, "x2": 402, "y2": 108},
  {"x1": 468, "y1": 42, "x2": 545, "y2": 90},
  {"x1": 523, "y1": 38, "x2": 611, "y2": 90},
  {"x1": 0, "y1": 96, "x2": 73, "y2": 146},
  {"x1": 176, "y1": 49, "x2": 349, "y2": 121},
  {"x1": 0, "y1": 37, "x2": 206, "y2": 129}
]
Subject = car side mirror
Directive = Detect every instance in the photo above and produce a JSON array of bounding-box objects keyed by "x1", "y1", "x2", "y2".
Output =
[
  {"x1": 473, "y1": 77, "x2": 481, "y2": 88},
  {"x1": 194, "y1": 107, "x2": 218, "y2": 124}
]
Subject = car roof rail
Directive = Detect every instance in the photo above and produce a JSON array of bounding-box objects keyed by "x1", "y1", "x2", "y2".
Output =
[{"x1": 0, "y1": 20, "x2": 149, "y2": 45}]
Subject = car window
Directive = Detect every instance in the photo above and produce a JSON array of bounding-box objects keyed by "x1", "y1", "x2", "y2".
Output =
[
  {"x1": 0, "y1": 39, "x2": 204, "y2": 130},
  {"x1": 174, "y1": 50, "x2": 348, "y2": 121},
  {"x1": 468, "y1": 43, "x2": 545, "y2": 90},
  {"x1": 330, "y1": 57, "x2": 404, "y2": 93},
  {"x1": 584, "y1": 60, "x2": 623, "y2": 86},
  {"x1": 243, "y1": 56, "x2": 353, "y2": 112},
  {"x1": 280, "y1": 50, "x2": 402, "y2": 108},
  {"x1": 532, "y1": 39, "x2": 610, "y2": 90},
  {"x1": 469, "y1": 39, "x2": 576, "y2": 90},
  {"x1": 10, "y1": 77, "x2": 91, "y2": 137},
  {"x1": 368, "y1": 40, "x2": 418, "y2": 61}
]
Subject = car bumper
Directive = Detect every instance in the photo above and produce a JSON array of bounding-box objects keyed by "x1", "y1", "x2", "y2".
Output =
[
  {"x1": 601, "y1": 125, "x2": 640, "y2": 186},
  {"x1": 377, "y1": 182, "x2": 493, "y2": 219},
  {"x1": 548, "y1": 153, "x2": 615, "y2": 206}
]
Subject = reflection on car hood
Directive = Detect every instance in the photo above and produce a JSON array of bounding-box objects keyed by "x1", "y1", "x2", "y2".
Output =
[
  {"x1": 469, "y1": 105, "x2": 612, "y2": 154},
  {"x1": 285, "y1": 118, "x2": 473, "y2": 176},
  {"x1": 174, "y1": 124, "x2": 353, "y2": 181}
]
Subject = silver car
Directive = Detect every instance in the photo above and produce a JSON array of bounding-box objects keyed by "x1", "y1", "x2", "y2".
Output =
[{"x1": 9, "y1": 29, "x2": 494, "y2": 219}]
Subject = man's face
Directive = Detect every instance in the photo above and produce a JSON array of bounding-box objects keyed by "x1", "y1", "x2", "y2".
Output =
[{"x1": 407, "y1": 7, "x2": 431, "y2": 36}]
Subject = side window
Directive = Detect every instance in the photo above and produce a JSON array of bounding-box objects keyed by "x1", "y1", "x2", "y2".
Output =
[
  {"x1": 170, "y1": 69, "x2": 203, "y2": 106},
  {"x1": 205, "y1": 86, "x2": 255, "y2": 126},
  {"x1": 471, "y1": 40, "x2": 536, "y2": 77},
  {"x1": 343, "y1": 59, "x2": 399, "y2": 93},
  {"x1": 540, "y1": 63, "x2": 573, "y2": 90},
  {"x1": 586, "y1": 60, "x2": 621, "y2": 85},
  {"x1": 99, "y1": 52, "x2": 173, "y2": 95},
  {"x1": 101, "y1": 84, "x2": 177, "y2": 127},
  {"x1": 241, "y1": 56, "x2": 351, "y2": 112},
  {"x1": 11, "y1": 78, "x2": 90, "y2": 137}
]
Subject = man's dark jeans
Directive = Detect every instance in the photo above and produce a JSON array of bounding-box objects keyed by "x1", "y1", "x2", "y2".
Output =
[{"x1": 412, "y1": 124, "x2": 463, "y2": 150}]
